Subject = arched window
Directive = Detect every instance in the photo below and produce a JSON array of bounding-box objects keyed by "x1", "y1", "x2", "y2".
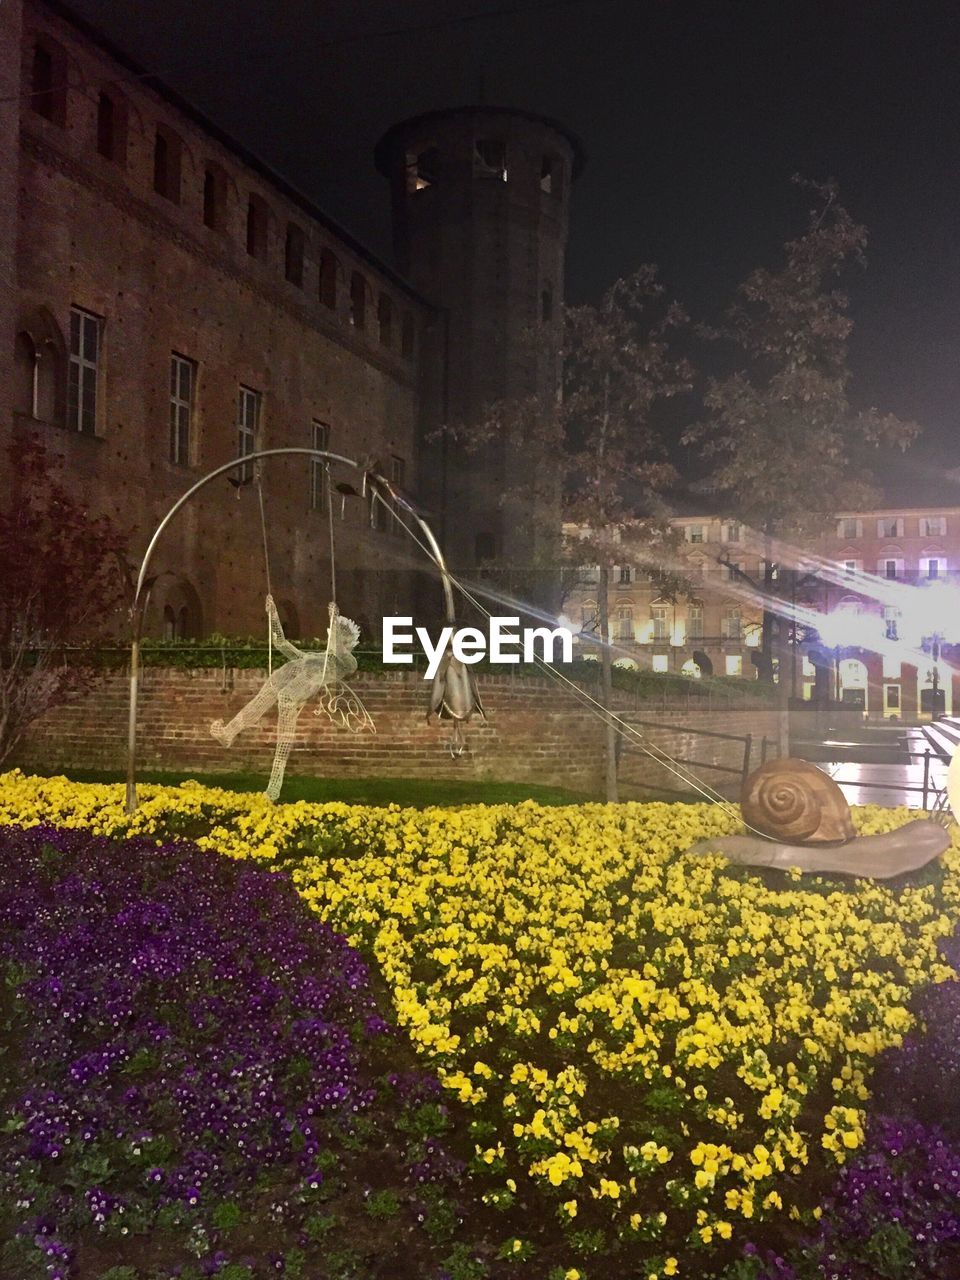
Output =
[
  {"x1": 14, "y1": 308, "x2": 66, "y2": 425},
  {"x1": 378, "y1": 293, "x2": 393, "y2": 346},
  {"x1": 153, "y1": 124, "x2": 182, "y2": 203},
  {"x1": 158, "y1": 579, "x2": 203, "y2": 640},
  {"x1": 31, "y1": 36, "x2": 68, "y2": 126},
  {"x1": 319, "y1": 248, "x2": 338, "y2": 309},
  {"x1": 246, "y1": 194, "x2": 270, "y2": 260},
  {"x1": 285, "y1": 222, "x2": 305, "y2": 287},
  {"x1": 401, "y1": 312, "x2": 415, "y2": 359},
  {"x1": 202, "y1": 164, "x2": 227, "y2": 231},
  {"x1": 350, "y1": 271, "x2": 367, "y2": 329},
  {"x1": 96, "y1": 89, "x2": 127, "y2": 164}
]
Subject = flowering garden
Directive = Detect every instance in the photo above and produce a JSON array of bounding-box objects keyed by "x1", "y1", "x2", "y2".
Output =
[{"x1": 1, "y1": 770, "x2": 960, "y2": 1279}]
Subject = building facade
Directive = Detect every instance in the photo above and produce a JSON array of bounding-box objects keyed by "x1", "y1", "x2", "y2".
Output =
[
  {"x1": 564, "y1": 507, "x2": 960, "y2": 720},
  {"x1": 1, "y1": 0, "x2": 580, "y2": 640}
]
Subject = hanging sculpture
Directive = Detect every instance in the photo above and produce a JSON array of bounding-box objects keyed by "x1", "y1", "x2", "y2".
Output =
[{"x1": 210, "y1": 595, "x2": 373, "y2": 801}]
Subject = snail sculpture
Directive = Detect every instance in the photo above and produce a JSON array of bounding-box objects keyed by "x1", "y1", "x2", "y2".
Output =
[{"x1": 687, "y1": 757, "x2": 951, "y2": 879}]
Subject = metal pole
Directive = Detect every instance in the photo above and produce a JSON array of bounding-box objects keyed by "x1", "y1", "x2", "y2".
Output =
[
  {"x1": 125, "y1": 447, "x2": 453, "y2": 812},
  {"x1": 741, "y1": 733, "x2": 753, "y2": 787},
  {"x1": 922, "y1": 749, "x2": 931, "y2": 811}
]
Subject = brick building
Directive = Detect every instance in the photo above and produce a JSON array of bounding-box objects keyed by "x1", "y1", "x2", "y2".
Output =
[
  {"x1": 1, "y1": 0, "x2": 580, "y2": 640},
  {"x1": 564, "y1": 506, "x2": 960, "y2": 721}
]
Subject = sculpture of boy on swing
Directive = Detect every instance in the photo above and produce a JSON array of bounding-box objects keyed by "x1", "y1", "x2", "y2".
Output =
[{"x1": 210, "y1": 594, "x2": 374, "y2": 801}]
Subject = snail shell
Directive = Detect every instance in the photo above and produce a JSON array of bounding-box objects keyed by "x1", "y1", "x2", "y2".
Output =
[{"x1": 741, "y1": 757, "x2": 855, "y2": 846}]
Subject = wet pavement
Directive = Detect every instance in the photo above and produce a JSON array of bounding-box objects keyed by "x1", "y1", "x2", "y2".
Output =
[{"x1": 817, "y1": 728, "x2": 949, "y2": 809}]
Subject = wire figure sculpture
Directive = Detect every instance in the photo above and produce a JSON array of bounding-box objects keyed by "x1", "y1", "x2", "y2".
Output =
[{"x1": 210, "y1": 594, "x2": 374, "y2": 801}]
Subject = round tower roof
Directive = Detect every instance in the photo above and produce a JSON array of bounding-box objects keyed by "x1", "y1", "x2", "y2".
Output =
[{"x1": 375, "y1": 106, "x2": 586, "y2": 180}]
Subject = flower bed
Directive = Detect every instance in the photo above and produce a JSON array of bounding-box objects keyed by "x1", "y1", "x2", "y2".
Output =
[
  {"x1": 0, "y1": 823, "x2": 476, "y2": 1280},
  {"x1": 1, "y1": 771, "x2": 959, "y2": 1278}
]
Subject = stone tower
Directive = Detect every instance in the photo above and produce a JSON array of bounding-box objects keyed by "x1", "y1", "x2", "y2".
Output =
[{"x1": 376, "y1": 107, "x2": 583, "y2": 596}]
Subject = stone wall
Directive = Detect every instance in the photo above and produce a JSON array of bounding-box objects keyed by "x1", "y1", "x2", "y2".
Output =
[{"x1": 15, "y1": 668, "x2": 784, "y2": 797}]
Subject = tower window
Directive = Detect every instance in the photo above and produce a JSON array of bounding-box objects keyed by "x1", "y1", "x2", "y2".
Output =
[
  {"x1": 169, "y1": 353, "x2": 195, "y2": 466},
  {"x1": 31, "y1": 38, "x2": 67, "y2": 126},
  {"x1": 474, "y1": 138, "x2": 507, "y2": 181},
  {"x1": 401, "y1": 312, "x2": 415, "y2": 359},
  {"x1": 202, "y1": 165, "x2": 226, "y2": 230},
  {"x1": 246, "y1": 194, "x2": 269, "y2": 259},
  {"x1": 405, "y1": 146, "x2": 441, "y2": 192},
  {"x1": 237, "y1": 384, "x2": 261, "y2": 483},
  {"x1": 285, "y1": 222, "x2": 305, "y2": 287},
  {"x1": 153, "y1": 125, "x2": 182, "y2": 203},
  {"x1": 350, "y1": 272, "x2": 367, "y2": 329},
  {"x1": 96, "y1": 90, "x2": 126, "y2": 164},
  {"x1": 540, "y1": 155, "x2": 563, "y2": 197},
  {"x1": 68, "y1": 306, "x2": 101, "y2": 436},
  {"x1": 378, "y1": 294, "x2": 393, "y2": 346},
  {"x1": 319, "y1": 248, "x2": 338, "y2": 308}
]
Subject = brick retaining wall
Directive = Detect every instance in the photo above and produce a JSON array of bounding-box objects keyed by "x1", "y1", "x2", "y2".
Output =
[{"x1": 15, "y1": 669, "x2": 783, "y2": 797}]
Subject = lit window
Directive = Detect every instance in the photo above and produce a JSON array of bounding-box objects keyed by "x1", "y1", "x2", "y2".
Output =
[
  {"x1": 843, "y1": 559, "x2": 858, "y2": 577},
  {"x1": 617, "y1": 605, "x2": 634, "y2": 641},
  {"x1": 310, "y1": 421, "x2": 329, "y2": 512},
  {"x1": 652, "y1": 654, "x2": 669, "y2": 673},
  {"x1": 67, "y1": 306, "x2": 101, "y2": 435},
  {"x1": 236, "y1": 384, "x2": 261, "y2": 483},
  {"x1": 725, "y1": 654, "x2": 743, "y2": 677},
  {"x1": 687, "y1": 604, "x2": 703, "y2": 641},
  {"x1": 722, "y1": 607, "x2": 741, "y2": 641},
  {"x1": 687, "y1": 525, "x2": 704, "y2": 543},
  {"x1": 651, "y1": 605, "x2": 669, "y2": 642},
  {"x1": 169, "y1": 353, "x2": 195, "y2": 466},
  {"x1": 540, "y1": 155, "x2": 563, "y2": 197},
  {"x1": 405, "y1": 147, "x2": 440, "y2": 192}
]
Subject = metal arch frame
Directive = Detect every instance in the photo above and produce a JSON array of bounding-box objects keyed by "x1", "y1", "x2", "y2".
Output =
[{"x1": 125, "y1": 447, "x2": 454, "y2": 812}]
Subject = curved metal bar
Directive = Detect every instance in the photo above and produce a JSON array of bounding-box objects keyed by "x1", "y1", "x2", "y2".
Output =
[{"x1": 125, "y1": 447, "x2": 453, "y2": 811}]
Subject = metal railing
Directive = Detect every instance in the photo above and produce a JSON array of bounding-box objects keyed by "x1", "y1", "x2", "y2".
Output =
[
  {"x1": 616, "y1": 715, "x2": 773, "y2": 798},
  {"x1": 821, "y1": 748, "x2": 945, "y2": 810}
]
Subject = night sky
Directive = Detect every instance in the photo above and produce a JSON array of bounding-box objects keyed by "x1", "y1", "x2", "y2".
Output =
[{"x1": 68, "y1": 0, "x2": 960, "y2": 500}]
